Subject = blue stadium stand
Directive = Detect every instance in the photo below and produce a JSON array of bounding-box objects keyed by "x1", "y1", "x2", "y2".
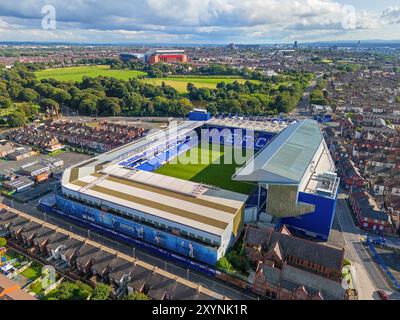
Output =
[{"x1": 136, "y1": 163, "x2": 155, "y2": 172}]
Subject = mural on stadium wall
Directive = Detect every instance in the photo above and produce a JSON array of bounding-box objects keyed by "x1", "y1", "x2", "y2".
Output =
[{"x1": 55, "y1": 196, "x2": 218, "y2": 265}]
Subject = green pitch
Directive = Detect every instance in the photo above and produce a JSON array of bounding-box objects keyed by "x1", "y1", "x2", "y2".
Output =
[
  {"x1": 155, "y1": 144, "x2": 255, "y2": 195},
  {"x1": 35, "y1": 65, "x2": 147, "y2": 82}
]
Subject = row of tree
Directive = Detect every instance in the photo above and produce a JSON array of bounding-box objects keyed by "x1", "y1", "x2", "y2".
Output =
[{"x1": 1, "y1": 63, "x2": 312, "y2": 126}]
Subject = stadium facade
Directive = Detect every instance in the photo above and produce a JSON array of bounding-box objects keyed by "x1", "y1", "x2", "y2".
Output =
[
  {"x1": 145, "y1": 50, "x2": 188, "y2": 65},
  {"x1": 120, "y1": 50, "x2": 188, "y2": 65},
  {"x1": 46, "y1": 114, "x2": 338, "y2": 268},
  {"x1": 52, "y1": 121, "x2": 249, "y2": 267}
]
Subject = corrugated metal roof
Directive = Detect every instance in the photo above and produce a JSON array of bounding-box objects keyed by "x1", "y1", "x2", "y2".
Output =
[{"x1": 233, "y1": 119, "x2": 323, "y2": 184}]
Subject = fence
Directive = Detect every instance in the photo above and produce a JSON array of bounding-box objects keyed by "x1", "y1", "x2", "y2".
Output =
[
  {"x1": 366, "y1": 238, "x2": 400, "y2": 291},
  {"x1": 8, "y1": 260, "x2": 32, "y2": 279},
  {"x1": 43, "y1": 277, "x2": 64, "y2": 296}
]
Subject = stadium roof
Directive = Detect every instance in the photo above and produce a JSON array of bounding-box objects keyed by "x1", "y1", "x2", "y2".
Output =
[
  {"x1": 233, "y1": 119, "x2": 324, "y2": 185},
  {"x1": 61, "y1": 121, "x2": 246, "y2": 237},
  {"x1": 63, "y1": 166, "x2": 246, "y2": 237}
]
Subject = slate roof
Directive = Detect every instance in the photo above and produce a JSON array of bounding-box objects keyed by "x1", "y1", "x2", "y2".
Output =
[
  {"x1": 244, "y1": 226, "x2": 344, "y2": 271},
  {"x1": 128, "y1": 265, "x2": 152, "y2": 292},
  {"x1": 108, "y1": 258, "x2": 134, "y2": 283},
  {"x1": 75, "y1": 244, "x2": 100, "y2": 266},
  {"x1": 281, "y1": 264, "x2": 345, "y2": 300}
]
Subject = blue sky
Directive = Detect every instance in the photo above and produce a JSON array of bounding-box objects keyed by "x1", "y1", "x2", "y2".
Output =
[{"x1": 0, "y1": 0, "x2": 399, "y2": 44}]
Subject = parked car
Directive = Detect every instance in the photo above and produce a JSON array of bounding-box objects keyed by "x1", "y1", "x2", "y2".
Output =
[{"x1": 377, "y1": 290, "x2": 389, "y2": 300}]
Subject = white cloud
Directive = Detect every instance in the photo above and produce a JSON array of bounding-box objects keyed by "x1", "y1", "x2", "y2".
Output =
[
  {"x1": 381, "y1": 6, "x2": 400, "y2": 24},
  {"x1": 0, "y1": 0, "x2": 398, "y2": 43}
]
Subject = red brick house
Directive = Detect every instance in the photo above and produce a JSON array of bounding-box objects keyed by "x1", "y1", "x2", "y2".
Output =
[
  {"x1": 339, "y1": 158, "x2": 366, "y2": 188},
  {"x1": 244, "y1": 225, "x2": 345, "y2": 282},
  {"x1": 350, "y1": 190, "x2": 394, "y2": 234}
]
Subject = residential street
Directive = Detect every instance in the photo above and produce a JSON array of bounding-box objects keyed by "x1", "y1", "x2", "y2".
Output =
[
  {"x1": 0, "y1": 195, "x2": 257, "y2": 300},
  {"x1": 333, "y1": 195, "x2": 400, "y2": 300}
]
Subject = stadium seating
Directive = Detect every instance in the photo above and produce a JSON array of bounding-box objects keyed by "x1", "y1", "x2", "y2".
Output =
[{"x1": 118, "y1": 136, "x2": 195, "y2": 172}]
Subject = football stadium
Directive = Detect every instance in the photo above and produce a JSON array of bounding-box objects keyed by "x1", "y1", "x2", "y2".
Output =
[{"x1": 40, "y1": 110, "x2": 339, "y2": 272}]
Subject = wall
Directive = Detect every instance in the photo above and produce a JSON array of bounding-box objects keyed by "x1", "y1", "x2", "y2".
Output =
[
  {"x1": 61, "y1": 186, "x2": 221, "y2": 246},
  {"x1": 281, "y1": 192, "x2": 337, "y2": 241}
]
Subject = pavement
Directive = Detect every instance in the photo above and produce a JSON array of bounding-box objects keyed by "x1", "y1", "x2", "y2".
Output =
[{"x1": 333, "y1": 195, "x2": 400, "y2": 300}]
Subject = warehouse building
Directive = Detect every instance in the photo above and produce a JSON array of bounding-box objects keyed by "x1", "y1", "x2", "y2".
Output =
[
  {"x1": 20, "y1": 163, "x2": 51, "y2": 177},
  {"x1": 3, "y1": 177, "x2": 34, "y2": 193}
]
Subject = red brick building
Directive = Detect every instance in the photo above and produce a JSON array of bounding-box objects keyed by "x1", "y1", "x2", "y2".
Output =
[
  {"x1": 349, "y1": 190, "x2": 394, "y2": 234},
  {"x1": 146, "y1": 50, "x2": 188, "y2": 65},
  {"x1": 243, "y1": 226, "x2": 347, "y2": 300}
]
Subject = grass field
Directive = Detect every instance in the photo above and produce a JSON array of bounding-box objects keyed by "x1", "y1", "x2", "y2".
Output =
[
  {"x1": 143, "y1": 77, "x2": 260, "y2": 93},
  {"x1": 21, "y1": 263, "x2": 42, "y2": 280},
  {"x1": 35, "y1": 66, "x2": 260, "y2": 93},
  {"x1": 35, "y1": 65, "x2": 147, "y2": 82},
  {"x1": 155, "y1": 144, "x2": 254, "y2": 194}
]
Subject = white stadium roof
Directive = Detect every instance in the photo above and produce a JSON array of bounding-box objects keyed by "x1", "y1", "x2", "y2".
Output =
[{"x1": 233, "y1": 119, "x2": 324, "y2": 185}]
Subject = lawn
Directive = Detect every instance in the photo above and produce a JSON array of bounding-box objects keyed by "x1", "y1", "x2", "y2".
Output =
[
  {"x1": 143, "y1": 77, "x2": 260, "y2": 93},
  {"x1": 35, "y1": 66, "x2": 261, "y2": 93},
  {"x1": 35, "y1": 65, "x2": 147, "y2": 82},
  {"x1": 20, "y1": 263, "x2": 42, "y2": 280},
  {"x1": 155, "y1": 144, "x2": 255, "y2": 194}
]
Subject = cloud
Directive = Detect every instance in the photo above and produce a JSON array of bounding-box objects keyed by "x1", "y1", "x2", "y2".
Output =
[
  {"x1": 381, "y1": 7, "x2": 400, "y2": 24},
  {"x1": 0, "y1": 0, "x2": 397, "y2": 43}
]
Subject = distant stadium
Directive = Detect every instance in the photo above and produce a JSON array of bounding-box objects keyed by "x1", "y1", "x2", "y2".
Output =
[{"x1": 40, "y1": 110, "x2": 339, "y2": 272}]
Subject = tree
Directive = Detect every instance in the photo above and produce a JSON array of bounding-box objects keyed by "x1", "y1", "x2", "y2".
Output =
[
  {"x1": 91, "y1": 283, "x2": 111, "y2": 300},
  {"x1": 19, "y1": 88, "x2": 39, "y2": 102},
  {"x1": 0, "y1": 96, "x2": 12, "y2": 109},
  {"x1": 40, "y1": 98, "x2": 60, "y2": 113},
  {"x1": 78, "y1": 99, "x2": 98, "y2": 116},
  {"x1": 51, "y1": 88, "x2": 72, "y2": 105},
  {"x1": 0, "y1": 238, "x2": 6, "y2": 247},
  {"x1": 217, "y1": 256, "x2": 234, "y2": 273},
  {"x1": 98, "y1": 97, "x2": 121, "y2": 116},
  {"x1": 123, "y1": 292, "x2": 150, "y2": 300},
  {"x1": 7, "y1": 111, "x2": 27, "y2": 127},
  {"x1": 56, "y1": 281, "x2": 93, "y2": 300},
  {"x1": 18, "y1": 102, "x2": 40, "y2": 119}
]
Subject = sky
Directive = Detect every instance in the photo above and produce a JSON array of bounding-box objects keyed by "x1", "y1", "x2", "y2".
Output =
[{"x1": 0, "y1": 0, "x2": 400, "y2": 44}]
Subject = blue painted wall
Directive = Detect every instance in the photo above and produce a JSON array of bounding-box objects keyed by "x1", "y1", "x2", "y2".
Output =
[
  {"x1": 281, "y1": 192, "x2": 337, "y2": 241},
  {"x1": 189, "y1": 111, "x2": 211, "y2": 121},
  {"x1": 55, "y1": 195, "x2": 218, "y2": 266}
]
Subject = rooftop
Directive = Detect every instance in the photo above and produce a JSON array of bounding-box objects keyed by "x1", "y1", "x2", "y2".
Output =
[
  {"x1": 233, "y1": 119, "x2": 324, "y2": 185},
  {"x1": 63, "y1": 165, "x2": 246, "y2": 237},
  {"x1": 233, "y1": 119, "x2": 338, "y2": 197},
  {"x1": 206, "y1": 117, "x2": 290, "y2": 133}
]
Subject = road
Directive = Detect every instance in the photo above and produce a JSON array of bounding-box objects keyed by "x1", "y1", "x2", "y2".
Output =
[
  {"x1": 334, "y1": 195, "x2": 400, "y2": 300},
  {"x1": 293, "y1": 77, "x2": 318, "y2": 117},
  {"x1": 0, "y1": 196, "x2": 257, "y2": 300}
]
